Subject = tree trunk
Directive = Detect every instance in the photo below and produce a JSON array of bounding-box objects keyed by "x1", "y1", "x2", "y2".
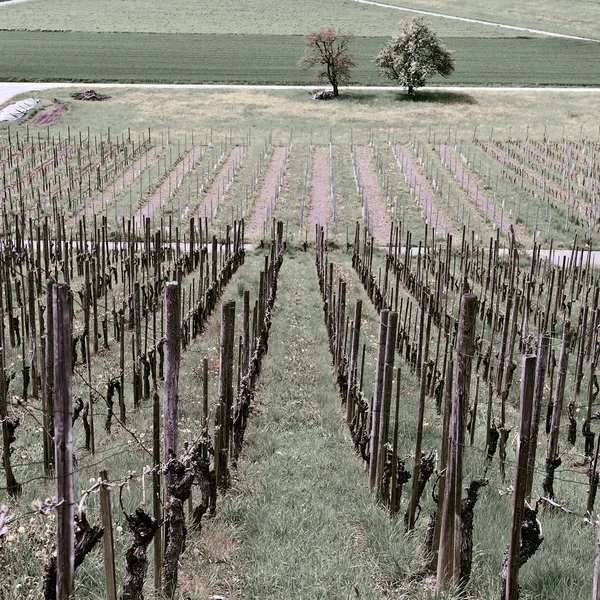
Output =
[{"x1": 332, "y1": 82, "x2": 339, "y2": 97}]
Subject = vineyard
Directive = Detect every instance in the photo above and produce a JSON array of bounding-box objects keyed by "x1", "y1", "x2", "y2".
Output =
[{"x1": 1, "y1": 119, "x2": 600, "y2": 600}]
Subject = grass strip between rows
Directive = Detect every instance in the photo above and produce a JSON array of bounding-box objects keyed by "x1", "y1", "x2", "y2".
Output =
[{"x1": 208, "y1": 251, "x2": 407, "y2": 599}]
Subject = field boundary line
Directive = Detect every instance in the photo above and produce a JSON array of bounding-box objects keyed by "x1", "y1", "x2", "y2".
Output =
[{"x1": 352, "y1": 0, "x2": 600, "y2": 43}]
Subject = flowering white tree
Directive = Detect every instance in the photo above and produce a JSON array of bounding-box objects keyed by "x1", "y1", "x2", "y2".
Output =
[{"x1": 375, "y1": 17, "x2": 454, "y2": 95}]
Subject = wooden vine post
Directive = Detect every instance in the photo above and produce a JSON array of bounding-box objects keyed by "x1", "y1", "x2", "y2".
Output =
[
  {"x1": 99, "y1": 469, "x2": 117, "y2": 600},
  {"x1": 504, "y1": 354, "x2": 537, "y2": 600},
  {"x1": 526, "y1": 333, "x2": 550, "y2": 499},
  {"x1": 369, "y1": 310, "x2": 389, "y2": 490},
  {"x1": 437, "y1": 293, "x2": 477, "y2": 589},
  {"x1": 545, "y1": 321, "x2": 570, "y2": 499},
  {"x1": 376, "y1": 310, "x2": 398, "y2": 498},
  {"x1": 44, "y1": 279, "x2": 55, "y2": 475},
  {"x1": 53, "y1": 283, "x2": 74, "y2": 600},
  {"x1": 161, "y1": 279, "x2": 180, "y2": 589},
  {"x1": 593, "y1": 514, "x2": 600, "y2": 600},
  {"x1": 345, "y1": 299, "x2": 362, "y2": 423},
  {"x1": 163, "y1": 281, "x2": 181, "y2": 479},
  {"x1": 215, "y1": 299, "x2": 236, "y2": 488}
]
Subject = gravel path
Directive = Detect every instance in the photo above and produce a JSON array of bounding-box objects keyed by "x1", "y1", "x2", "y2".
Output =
[
  {"x1": 306, "y1": 148, "x2": 330, "y2": 232},
  {"x1": 247, "y1": 147, "x2": 287, "y2": 237}
]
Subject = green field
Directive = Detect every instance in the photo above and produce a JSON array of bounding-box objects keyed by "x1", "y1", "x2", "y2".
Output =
[
  {"x1": 0, "y1": 32, "x2": 598, "y2": 86},
  {"x1": 378, "y1": 0, "x2": 600, "y2": 39},
  {"x1": 1, "y1": 0, "x2": 596, "y2": 88},
  {"x1": 0, "y1": 0, "x2": 533, "y2": 37}
]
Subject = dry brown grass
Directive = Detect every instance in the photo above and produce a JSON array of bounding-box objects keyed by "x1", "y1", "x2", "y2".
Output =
[
  {"x1": 178, "y1": 523, "x2": 240, "y2": 599},
  {"x1": 26, "y1": 86, "x2": 600, "y2": 147}
]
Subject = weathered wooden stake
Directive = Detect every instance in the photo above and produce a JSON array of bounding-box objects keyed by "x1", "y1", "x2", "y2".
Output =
[
  {"x1": 504, "y1": 354, "x2": 537, "y2": 600},
  {"x1": 593, "y1": 513, "x2": 600, "y2": 599},
  {"x1": 377, "y1": 311, "x2": 398, "y2": 496},
  {"x1": 163, "y1": 281, "x2": 181, "y2": 506},
  {"x1": 369, "y1": 310, "x2": 389, "y2": 490},
  {"x1": 526, "y1": 334, "x2": 550, "y2": 499},
  {"x1": 216, "y1": 299, "x2": 236, "y2": 488},
  {"x1": 53, "y1": 283, "x2": 74, "y2": 600},
  {"x1": 437, "y1": 293, "x2": 477, "y2": 590},
  {"x1": 99, "y1": 469, "x2": 117, "y2": 600}
]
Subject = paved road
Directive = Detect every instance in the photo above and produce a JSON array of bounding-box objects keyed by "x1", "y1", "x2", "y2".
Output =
[
  {"x1": 2, "y1": 82, "x2": 600, "y2": 106},
  {"x1": 353, "y1": 0, "x2": 600, "y2": 42}
]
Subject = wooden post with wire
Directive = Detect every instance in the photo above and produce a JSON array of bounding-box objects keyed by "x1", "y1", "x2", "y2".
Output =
[
  {"x1": 216, "y1": 299, "x2": 236, "y2": 488},
  {"x1": 163, "y1": 281, "x2": 181, "y2": 472},
  {"x1": 99, "y1": 469, "x2": 117, "y2": 600},
  {"x1": 53, "y1": 283, "x2": 74, "y2": 600},
  {"x1": 369, "y1": 309, "x2": 389, "y2": 490},
  {"x1": 504, "y1": 354, "x2": 537, "y2": 600},
  {"x1": 437, "y1": 293, "x2": 477, "y2": 589}
]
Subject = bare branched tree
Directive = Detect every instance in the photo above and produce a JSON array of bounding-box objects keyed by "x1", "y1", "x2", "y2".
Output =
[{"x1": 298, "y1": 27, "x2": 355, "y2": 97}]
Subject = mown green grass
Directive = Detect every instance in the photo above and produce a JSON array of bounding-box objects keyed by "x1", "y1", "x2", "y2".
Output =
[
  {"x1": 201, "y1": 251, "x2": 411, "y2": 600},
  {"x1": 0, "y1": 0, "x2": 531, "y2": 37},
  {"x1": 0, "y1": 31, "x2": 598, "y2": 87}
]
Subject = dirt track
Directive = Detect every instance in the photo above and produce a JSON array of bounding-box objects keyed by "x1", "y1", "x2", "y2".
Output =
[
  {"x1": 306, "y1": 148, "x2": 330, "y2": 231},
  {"x1": 195, "y1": 145, "x2": 245, "y2": 221},
  {"x1": 24, "y1": 102, "x2": 68, "y2": 125},
  {"x1": 247, "y1": 147, "x2": 287, "y2": 237},
  {"x1": 355, "y1": 146, "x2": 391, "y2": 244}
]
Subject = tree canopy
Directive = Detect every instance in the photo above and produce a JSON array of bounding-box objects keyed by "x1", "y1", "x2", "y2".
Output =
[
  {"x1": 375, "y1": 17, "x2": 454, "y2": 95},
  {"x1": 298, "y1": 27, "x2": 355, "y2": 97}
]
